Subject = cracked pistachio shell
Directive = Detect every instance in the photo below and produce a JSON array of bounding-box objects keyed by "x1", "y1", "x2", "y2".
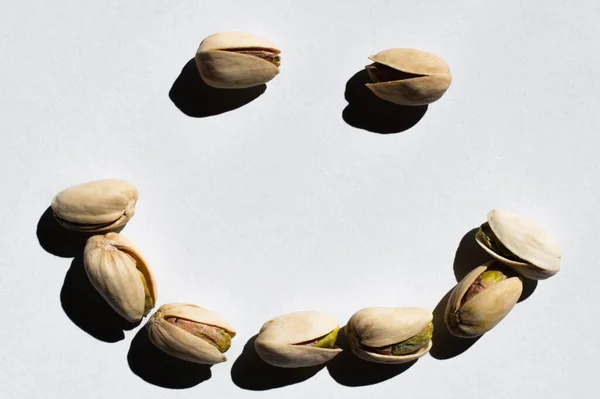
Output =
[
  {"x1": 83, "y1": 232, "x2": 156, "y2": 323},
  {"x1": 366, "y1": 48, "x2": 452, "y2": 106},
  {"x1": 51, "y1": 179, "x2": 138, "y2": 232},
  {"x1": 346, "y1": 307, "x2": 433, "y2": 364},
  {"x1": 445, "y1": 262, "x2": 522, "y2": 338},
  {"x1": 147, "y1": 303, "x2": 236, "y2": 365},
  {"x1": 254, "y1": 311, "x2": 342, "y2": 368},
  {"x1": 195, "y1": 32, "x2": 281, "y2": 89},
  {"x1": 476, "y1": 209, "x2": 562, "y2": 280}
]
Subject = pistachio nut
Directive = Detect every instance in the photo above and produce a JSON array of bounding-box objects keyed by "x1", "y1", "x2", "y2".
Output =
[
  {"x1": 254, "y1": 311, "x2": 342, "y2": 368},
  {"x1": 445, "y1": 262, "x2": 523, "y2": 338},
  {"x1": 475, "y1": 209, "x2": 562, "y2": 280},
  {"x1": 147, "y1": 303, "x2": 236, "y2": 364},
  {"x1": 365, "y1": 48, "x2": 452, "y2": 106},
  {"x1": 51, "y1": 179, "x2": 138, "y2": 232},
  {"x1": 346, "y1": 307, "x2": 433, "y2": 364},
  {"x1": 83, "y1": 232, "x2": 156, "y2": 323},
  {"x1": 195, "y1": 32, "x2": 281, "y2": 89}
]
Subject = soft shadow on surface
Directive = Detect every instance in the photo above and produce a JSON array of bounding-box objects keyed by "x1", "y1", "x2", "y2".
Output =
[
  {"x1": 169, "y1": 58, "x2": 266, "y2": 117},
  {"x1": 128, "y1": 327, "x2": 212, "y2": 389},
  {"x1": 36, "y1": 207, "x2": 93, "y2": 258},
  {"x1": 231, "y1": 335, "x2": 325, "y2": 391},
  {"x1": 342, "y1": 70, "x2": 428, "y2": 134},
  {"x1": 60, "y1": 257, "x2": 138, "y2": 342},
  {"x1": 453, "y1": 228, "x2": 538, "y2": 302},
  {"x1": 327, "y1": 327, "x2": 416, "y2": 387},
  {"x1": 429, "y1": 289, "x2": 481, "y2": 360}
]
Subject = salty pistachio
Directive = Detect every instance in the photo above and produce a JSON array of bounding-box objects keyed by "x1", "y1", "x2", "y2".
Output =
[
  {"x1": 195, "y1": 32, "x2": 281, "y2": 89},
  {"x1": 147, "y1": 303, "x2": 236, "y2": 364},
  {"x1": 83, "y1": 232, "x2": 156, "y2": 323},
  {"x1": 346, "y1": 307, "x2": 433, "y2": 364},
  {"x1": 51, "y1": 179, "x2": 138, "y2": 232},
  {"x1": 365, "y1": 48, "x2": 452, "y2": 106},
  {"x1": 445, "y1": 262, "x2": 523, "y2": 338},
  {"x1": 254, "y1": 311, "x2": 342, "y2": 368},
  {"x1": 475, "y1": 209, "x2": 562, "y2": 280}
]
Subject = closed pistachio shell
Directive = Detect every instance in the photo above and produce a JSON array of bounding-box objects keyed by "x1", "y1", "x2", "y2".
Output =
[
  {"x1": 476, "y1": 209, "x2": 562, "y2": 280},
  {"x1": 254, "y1": 311, "x2": 342, "y2": 368},
  {"x1": 51, "y1": 179, "x2": 138, "y2": 232},
  {"x1": 195, "y1": 32, "x2": 281, "y2": 89},
  {"x1": 346, "y1": 307, "x2": 433, "y2": 364},
  {"x1": 366, "y1": 48, "x2": 451, "y2": 106},
  {"x1": 445, "y1": 262, "x2": 523, "y2": 338},
  {"x1": 83, "y1": 232, "x2": 156, "y2": 323},
  {"x1": 147, "y1": 303, "x2": 236, "y2": 365}
]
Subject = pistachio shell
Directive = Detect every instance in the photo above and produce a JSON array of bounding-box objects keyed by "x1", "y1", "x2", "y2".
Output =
[
  {"x1": 346, "y1": 307, "x2": 433, "y2": 364},
  {"x1": 51, "y1": 179, "x2": 138, "y2": 232},
  {"x1": 366, "y1": 48, "x2": 451, "y2": 106},
  {"x1": 83, "y1": 232, "x2": 156, "y2": 323},
  {"x1": 445, "y1": 262, "x2": 523, "y2": 338},
  {"x1": 476, "y1": 209, "x2": 562, "y2": 280},
  {"x1": 147, "y1": 303, "x2": 236, "y2": 365},
  {"x1": 254, "y1": 311, "x2": 342, "y2": 368},
  {"x1": 196, "y1": 32, "x2": 281, "y2": 89}
]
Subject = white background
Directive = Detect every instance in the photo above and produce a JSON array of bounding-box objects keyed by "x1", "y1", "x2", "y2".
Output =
[{"x1": 1, "y1": 1, "x2": 598, "y2": 398}]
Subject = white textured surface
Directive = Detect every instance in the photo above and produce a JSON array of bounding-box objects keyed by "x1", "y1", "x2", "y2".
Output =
[{"x1": 1, "y1": 0, "x2": 598, "y2": 398}]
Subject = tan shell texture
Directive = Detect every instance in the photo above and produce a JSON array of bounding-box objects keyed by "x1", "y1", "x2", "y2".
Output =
[
  {"x1": 476, "y1": 209, "x2": 562, "y2": 280},
  {"x1": 444, "y1": 262, "x2": 523, "y2": 338},
  {"x1": 51, "y1": 179, "x2": 138, "y2": 232},
  {"x1": 366, "y1": 48, "x2": 452, "y2": 106},
  {"x1": 147, "y1": 303, "x2": 236, "y2": 365},
  {"x1": 346, "y1": 307, "x2": 433, "y2": 364},
  {"x1": 83, "y1": 232, "x2": 156, "y2": 323},
  {"x1": 195, "y1": 32, "x2": 281, "y2": 89},
  {"x1": 254, "y1": 311, "x2": 342, "y2": 368}
]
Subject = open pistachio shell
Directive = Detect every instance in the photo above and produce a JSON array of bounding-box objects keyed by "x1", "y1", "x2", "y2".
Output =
[
  {"x1": 147, "y1": 303, "x2": 236, "y2": 365},
  {"x1": 445, "y1": 262, "x2": 523, "y2": 338},
  {"x1": 195, "y1": 32, "x2": 281, "y2": 89},
  {"x1": 254, "y1": 311, "x2": 342, "y2": 368},
  {"x1": 51, "y1": 179, "x2": 138, "y2": 232},
  {"x1": 365, "y1": 48, "x2": 452, "y2": 106},
  {"x1": 83, "y1": 232, "x2": 156, "y2": 323},
  {"x1": 346, "y1": 307, "x2": 433, "y2": 364},
  {"x1": 475, "y1": 209, "x2": 562, "y2": 280}
]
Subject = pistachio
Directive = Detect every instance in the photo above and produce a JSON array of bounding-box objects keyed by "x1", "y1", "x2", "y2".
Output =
[
  {"x1": 83, "y1": 232, "x2": 156, "y2": 323},
  {"x1": 346, "y1": 307, "x2": 433, "y2": 364},
  {"x1": 475, "y1": 209, "x2": 562, "y2": 280},
  {"x1": 51, "y1": 179, "x2": 138, "y2": 232},
  {"x1": 195, "y1": 32, "x2": 281, "y2": 89},
  {"x1": 147, "y1": 303, "x2": 236, "y2": 364},
  {"x1": 254, "y1": 311, "x2": 342, "y2": 368},
  {"x1": 445, "y1": 262, "x2": 523, "y2": 338},
  {"x1": 365, "y1": 48, "x2": 452, "y2": 106}
]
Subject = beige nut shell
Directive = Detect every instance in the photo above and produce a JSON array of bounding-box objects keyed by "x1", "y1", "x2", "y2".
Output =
[
  {"x1": 254, "y1": 311, "x2": 342, "y2": 368},
  {"x1": 346, "y1": 307, "x2": 432, "y2": 364},
  {"x1": 444, "y1": 262, "x2": 523, "y2": 338},
  {"x1": 51, "y1": 179, "x2": 138, "y2": 232},
  {"x1": 147, "y1": 303, "x2": 236, "y2": 365},
  {"x1": 195, "y1": 32, "x2": 280, "y2": 89},
  {"x1": 366, "y1": 48, "x2": 452, "y2": 106},
  {"x1": 476, "y1": 209, "x2": 562, "y2": 280},
  {"x1": 83, "y1": 232, "x2": 156, "y2": 323}
]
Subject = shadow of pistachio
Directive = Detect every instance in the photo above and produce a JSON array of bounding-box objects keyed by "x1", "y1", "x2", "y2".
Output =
[
  {"x1": 128, "y1": 326, "x2": 212, "y2": 389},
  {"x1": 36, "y1": 207, "x2": 94, "y2": 258},
  {"x1": 453, "y1": 228, "x2": 538, "y2": 303},
  {"x1": 60, "y1": 256, "x2": 139, "y2": 342},
  {"x1": 342, "y1": 70, "x2": 428, "y2": 134},
  {"x1": 169, "y1": 58, "x2": 267, "y2": 118},
  {"x1": 429, "y1": 288, "x2": 482, "y2": 360},
  {"x1": 327, "y1": 326, "x2": 416, "y2": 387},
  {"x1": 230, "y1": 335, "x2": 325, "y2": 391}
]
